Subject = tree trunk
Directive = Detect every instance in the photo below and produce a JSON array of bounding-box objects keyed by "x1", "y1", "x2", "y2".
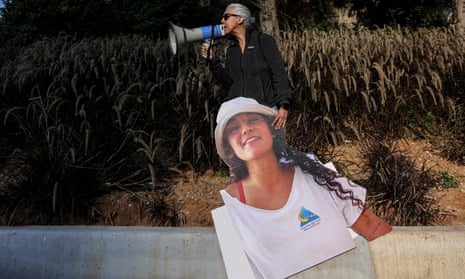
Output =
[
  {"x1": 457, "y1": 0, "x2": 465, "y2": 43},
  {"x1": 257, "y1": 0, "x2": 279, "y2": 38}
]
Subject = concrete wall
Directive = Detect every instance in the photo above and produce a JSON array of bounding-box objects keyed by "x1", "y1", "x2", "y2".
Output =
[
  {"x1": 370, "y1": 226, "x2": 465, "y2": 279},
  {"x1": 0, "y1": 226, "x2": 226, "y2": 279},
  {"x1": 1, "y1": 226, "x2": 464, "y2": 279}
]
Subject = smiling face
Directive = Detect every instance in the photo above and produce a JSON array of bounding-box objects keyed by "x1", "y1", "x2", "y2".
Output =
[{"x1": 225, "y1": 113, "x2": 274, "y2": 163}]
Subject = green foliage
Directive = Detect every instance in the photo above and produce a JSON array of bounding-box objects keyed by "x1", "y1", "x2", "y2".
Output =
[
  {"x1": 349, "y1": 0, "x2": 452, "y2": 29},
  {"x1": 404, "y1": 110, "x2": 441, "y2": 138},
  {"x1": 440, "y1": 171, "x2": 459, "y2": 189},
  {"x1": 278, "y1": 0, "x2": 340, "y2": 31},
  {"x1": 1, "y1": 0, "x2": 455, "y2": 48},
  {"x1": 0, "y1": 0, "x2": 214, "y2": 46}
]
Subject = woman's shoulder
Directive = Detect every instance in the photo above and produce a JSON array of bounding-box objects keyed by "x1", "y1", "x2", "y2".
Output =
[
  {"x1": 254, "y1": 31, "x2": 275, "y2": 44},
  {"x1": 224, "y1": 182, "x2": 239, "y2": 198}
]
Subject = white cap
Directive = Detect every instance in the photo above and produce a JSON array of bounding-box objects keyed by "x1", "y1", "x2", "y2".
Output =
[{"x1": 215, "y1": 97, "x2": 276, "y2": 165}]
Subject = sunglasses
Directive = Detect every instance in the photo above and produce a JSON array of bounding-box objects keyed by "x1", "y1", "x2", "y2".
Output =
[{"x1": 222, "y1": 13, "x2": 241, "y2": 21}]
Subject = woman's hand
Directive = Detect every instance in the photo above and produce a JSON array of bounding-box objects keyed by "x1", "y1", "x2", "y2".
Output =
[
  {"x1": 351, "y1": 208, "x2": 392, "y2": 241},
  {"x1": 272, "y1": 108, "x2": 288, "y2": 129},
  {"x1": 200, "y1": 40, "x2": 214, "y2": 60}
]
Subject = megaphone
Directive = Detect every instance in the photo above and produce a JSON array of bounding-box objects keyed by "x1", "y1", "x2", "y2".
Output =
[{"x1": 168, "y1": 21, "x2": 225, "y2": 55}]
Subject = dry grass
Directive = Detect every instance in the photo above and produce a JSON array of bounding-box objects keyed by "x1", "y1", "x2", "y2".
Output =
[{"x1": 1, "y1": 27, "x2": 465, "y2": 225}]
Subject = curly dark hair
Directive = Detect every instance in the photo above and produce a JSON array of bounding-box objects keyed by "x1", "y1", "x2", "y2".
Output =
[{"x1": 222, "y1": 114, "x2": 364, "y2": 208}]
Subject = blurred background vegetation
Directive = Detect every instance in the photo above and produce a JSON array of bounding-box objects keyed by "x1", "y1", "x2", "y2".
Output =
[
  {"x1": 0, "y1": 0, "x2": 464, "y2": 226},
  {"x1": 0, "y1": 0, "x2": 455, "y2": 45}
]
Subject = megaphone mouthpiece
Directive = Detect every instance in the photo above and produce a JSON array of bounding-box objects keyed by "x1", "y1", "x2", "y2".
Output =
[{"x1": 168, "y1": 21, "x2": 225, "y2": 55}]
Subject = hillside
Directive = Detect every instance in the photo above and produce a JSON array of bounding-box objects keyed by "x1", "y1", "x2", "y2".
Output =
[{"x1": 92, "y1": 138, "x2": 465, "y2": 227}]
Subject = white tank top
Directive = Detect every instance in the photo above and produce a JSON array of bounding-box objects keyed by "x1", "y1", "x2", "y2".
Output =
[{"x1": 220, "y1": 166, "x2": 366, "y2": 279}]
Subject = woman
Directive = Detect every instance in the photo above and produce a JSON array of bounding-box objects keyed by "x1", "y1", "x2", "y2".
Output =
[
  {"x1": 214, "y1": 97, "x2": 392, "y2": 279},
  {"x1": 202, "y1": 3, "x2": 292, "y2": 130}
]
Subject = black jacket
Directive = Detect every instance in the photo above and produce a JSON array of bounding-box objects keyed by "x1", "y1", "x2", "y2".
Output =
[{"x1": 209, "y1": 28, "x2": 291, "y2": 109}]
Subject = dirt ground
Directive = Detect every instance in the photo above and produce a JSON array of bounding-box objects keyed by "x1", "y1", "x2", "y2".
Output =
[{"x1": 93, "y1": 138, "x2": 465, "y2": 227}]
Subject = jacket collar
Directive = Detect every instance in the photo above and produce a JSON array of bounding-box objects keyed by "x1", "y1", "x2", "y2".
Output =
[{"x1": 227, "y1": 27, "x2": 257, "y2": 47}]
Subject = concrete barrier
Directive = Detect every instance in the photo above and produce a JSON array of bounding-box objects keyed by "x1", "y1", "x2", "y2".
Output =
[
  {"x1": 0, "y1": 226, "x2": 225, "y2": 279},
  {"x1": 370, "y1": 226, "x2": 465, "y2": 279},
  {"x1": 1, "y1": 226, "x2": 464, "y2": 278}
]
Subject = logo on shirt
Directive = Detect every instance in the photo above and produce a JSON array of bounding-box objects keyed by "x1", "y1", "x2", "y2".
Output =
[{"x1": 298, "y1": 206, "x2": 320, "y2": 231}]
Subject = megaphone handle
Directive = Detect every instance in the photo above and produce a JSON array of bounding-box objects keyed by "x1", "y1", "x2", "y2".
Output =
[
  {"x1": 206, "y1": 25, "x2": 216, "y2": 63},
  {"x1": 207, "y1": 40, "x2": 214, "y2": 61}
]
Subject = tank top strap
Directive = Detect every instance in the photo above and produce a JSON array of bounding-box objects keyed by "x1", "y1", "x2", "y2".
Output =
[{"x1": 237, "y1": 181, "x2": 247, "y2": 204}]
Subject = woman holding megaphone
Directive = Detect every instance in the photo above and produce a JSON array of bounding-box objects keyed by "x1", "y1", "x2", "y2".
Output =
[{"x1": 201, "y1": 3, "x2": 292, "y2": 130}]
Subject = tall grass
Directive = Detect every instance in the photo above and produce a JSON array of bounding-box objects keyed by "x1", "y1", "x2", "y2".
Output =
[
  {"x1": 280, "y1": 27, "x2": 465, "y2": 150},
  {"x1": 1, "y1": 27, "x2": 464, "y2": 225},
  {"x1": 0, "y1": 34, "x2": 218, "y2": 224},
  {"x1": 353, "y1": 137, "x2": 442, "y2": 225}
]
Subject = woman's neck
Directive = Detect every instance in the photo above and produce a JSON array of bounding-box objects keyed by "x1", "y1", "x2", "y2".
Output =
[
  {"x1": 232, "y1": 28, "x2": 247, "y2": 52},
  {"x1": 245, "y1": 157, "x2": 290, "y2": 190},
  {"x1": 242, "y1": 158, "x2": 295, "y2": 210}
]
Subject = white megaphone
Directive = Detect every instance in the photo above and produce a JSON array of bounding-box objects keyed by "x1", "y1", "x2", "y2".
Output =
[{"x1": 168, "y1": 21, "x2": 225, "y2": 55}]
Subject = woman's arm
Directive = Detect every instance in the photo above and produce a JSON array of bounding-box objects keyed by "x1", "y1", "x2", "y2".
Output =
[{"x1": 351, "y1": 208, "x2": 392, "y2": 241}]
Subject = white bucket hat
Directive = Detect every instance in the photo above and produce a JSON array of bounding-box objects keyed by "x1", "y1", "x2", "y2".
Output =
[{"x1": 215, "y1": 97, "x2": 276, "y2": 165}]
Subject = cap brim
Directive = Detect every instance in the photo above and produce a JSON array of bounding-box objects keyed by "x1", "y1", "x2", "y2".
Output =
[{"x1": 215, "y1": 97, "x2": 276, "y2": 166}]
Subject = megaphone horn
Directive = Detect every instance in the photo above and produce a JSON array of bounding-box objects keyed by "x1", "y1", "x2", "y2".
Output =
[{"x1": 168, "y1": 21, "x2": 225, "y2": 55}]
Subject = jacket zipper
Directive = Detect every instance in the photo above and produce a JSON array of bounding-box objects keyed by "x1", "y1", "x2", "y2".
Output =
[{"x1": 240, "y1": 51, "x2": 245, "y2": 97}]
